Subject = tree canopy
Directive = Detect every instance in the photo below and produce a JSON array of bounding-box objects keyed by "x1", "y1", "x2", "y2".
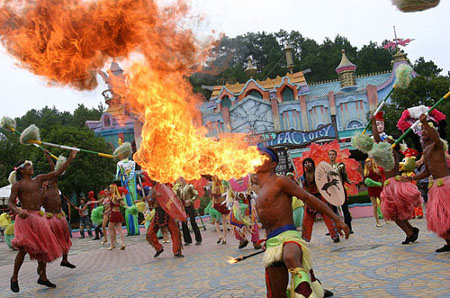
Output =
[
  {"x1": 0, "y1": 104, "x2": 115, "y2": 198},
  {"x1": 192, "y1": 30, "x2": 396, "y2": 98}
]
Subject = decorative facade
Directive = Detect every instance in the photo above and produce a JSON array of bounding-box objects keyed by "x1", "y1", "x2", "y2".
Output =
[
  {"x1": 200, "y1": 49, "x2": 416, "y2": 159},
  {"x1": 86, "y1": 62, "x2": 139, "y2": 150}
]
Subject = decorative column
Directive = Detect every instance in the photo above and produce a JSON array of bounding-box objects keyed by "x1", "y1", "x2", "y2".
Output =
[
  {"x1": 271, "y1": 98, "x2": 281, "y2": 132},
  {"x1": 366, "y1": 85, "x2": 379, "y2": 111},
  {"x1": 222, "y1": 107, "x2": 231, "y2": 132},
  {"x1": 299, "y1": 95, "x2": 309, "y2": 131},
  {"x1": 328, "y1": 91, "x2": 339, "y2": 139}
]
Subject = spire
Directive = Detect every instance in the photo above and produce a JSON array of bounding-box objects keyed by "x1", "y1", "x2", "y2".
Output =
[
  {"x1": 244, "y1": 57, "x2": 257, "y2": 79},
  {"x1": 392, "y1": 49, "x2": 408, "y2": 63},
  {"x1": 284, "y1": 44, "x2": 295, "y2": 74},
  {"x1": 335, "y1": 49, "x2": 357, "y2": 91}
]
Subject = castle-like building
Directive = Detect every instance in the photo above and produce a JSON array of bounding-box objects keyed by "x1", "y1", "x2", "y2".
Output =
[
  {"x1": 87, "y1": 49, "x2": 415, "y2": 173},
  {"x1": 200, "y1": 49, "x2": 414, "y2": 161}
]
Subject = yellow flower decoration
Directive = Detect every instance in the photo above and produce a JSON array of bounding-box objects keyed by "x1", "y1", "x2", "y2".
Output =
[
  {"x1": 428, "y1": 181, "x2": 434, "y2": 189},
  {"x1": 384, "y1": 180, "x2": 390, "y2": 187},
  {"x1": 46, "y1": 212, "x2": 53, "y2": 218},
  {"x1": 395, "y1": 176, "x2": 401, "y2": 181},
  {"x1": 56, "y1": 213, "x2": 63, "y2": 220},
  {"x1": 62, "y1": 211, "x2": 66, "y2": 217},
  {"x1": 437, "y1": 178, "x2": 444, "y2": 187},
  {"x1": 39, "y1": 210, "x2": 45, "y2": 216}
]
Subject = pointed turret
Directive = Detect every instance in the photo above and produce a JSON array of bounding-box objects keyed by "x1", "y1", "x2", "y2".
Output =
[
  {"x1": 245, "y1": 57, "x2": 257, "y2": 79},
  {"x1": 335, "y1": 49, "x2": 357, "y2": 92}
]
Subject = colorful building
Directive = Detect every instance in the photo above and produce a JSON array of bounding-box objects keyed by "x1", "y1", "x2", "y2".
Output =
[
  {"x1": 200, "y1": 49, "x2": 416, "y2": 170},
  {"x1": 88, "y1": 50, "x2": 416, "y2": 174},
  {"x1": 86, "y1": 62, "x2": 139, "y2": 150}
]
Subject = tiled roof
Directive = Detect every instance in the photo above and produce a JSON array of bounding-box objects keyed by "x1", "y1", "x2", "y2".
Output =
[{"x1": 307, "y1": 72, "x2": 391, "y2": 99}]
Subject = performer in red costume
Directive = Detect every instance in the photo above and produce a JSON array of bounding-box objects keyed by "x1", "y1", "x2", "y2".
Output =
[{"x1": 146, "y1": 183, "x2": 184, "y2": 258}]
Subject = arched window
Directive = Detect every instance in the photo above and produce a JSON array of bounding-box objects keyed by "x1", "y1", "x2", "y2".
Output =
[
  {"x1": 346, "y1": 120, "x2": 364, "y2": 129},
  {"x1": 103, "y1": 115, "x2": 111, "y2": 127},
  {"x1": 222, "y1": 96, "x2": 232, "y2": 108},
  {"x1": 282, "y1": 87, "x2": 294, "y2": 102},
  {"x1": 248, "y1": 90, "x2": 263, "y2": 99}
]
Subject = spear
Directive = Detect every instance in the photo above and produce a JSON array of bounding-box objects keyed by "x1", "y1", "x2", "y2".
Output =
[
  {"x1": 392, "y1": 89, "x2": 450, "y2": 149},
  {"x1": 0, "y1": 117, "x2": 58, "y2": 160},
  {"x1": 226, "y1": 250, "x2": 264, "y2": 264},
  {"x1": 20, "y1": 124, "x2": 114, "y2": 158},
  {"x1": 361, "y1": 63, "x2": 414, "y2": 135}
]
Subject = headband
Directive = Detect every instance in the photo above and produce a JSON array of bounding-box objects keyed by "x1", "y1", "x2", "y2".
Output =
[
  {"x1": 9, "y1": 160, "x2": 33, "y2": 185},
  {"x1": 259, "y1": 148, "x2": 278, "y2": 163}
]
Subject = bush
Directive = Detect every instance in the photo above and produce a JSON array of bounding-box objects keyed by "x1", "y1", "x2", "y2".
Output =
[{"x1": 348, "y1": 190, "x2": 371, "y2": 205}]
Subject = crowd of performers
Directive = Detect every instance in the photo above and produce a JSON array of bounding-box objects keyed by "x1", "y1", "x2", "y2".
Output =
[{"x1": 2, "y1": 109, "x2": 449, "y2": 297}]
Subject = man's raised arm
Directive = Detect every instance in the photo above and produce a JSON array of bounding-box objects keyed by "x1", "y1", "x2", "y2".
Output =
[{"x1": 37, "y1": 150, "x2": 77, "y2": 182}]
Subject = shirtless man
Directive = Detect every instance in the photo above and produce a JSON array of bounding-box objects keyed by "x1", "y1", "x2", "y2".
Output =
[
  {"x1": 403, "y1": 114, "x2": 450, "y2": 252},
  {"x1": 43, "y1": 151, "x2": 76, "y2": 269},
  {"x1": 255, "y1": 148, "x2": 349, "y2": 297},
  {"x1": 372, "y1": 117, "x2": 421, "y2": 245},
  {"x1": 8, "y1": 150, "x2": 77, "y2": 293}
]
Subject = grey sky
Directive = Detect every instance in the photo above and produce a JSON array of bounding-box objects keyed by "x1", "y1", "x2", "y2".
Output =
[{"x1": 1, "y1": 0, "x2": 448, "y2": 118}]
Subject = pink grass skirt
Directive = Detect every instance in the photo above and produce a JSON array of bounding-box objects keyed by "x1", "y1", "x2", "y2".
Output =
[
  {"x1": 426, "y1": 176, "x2": 450, "y2": 239},
  {"x1": 381, "y1": 178, "x2": 422, "y2": 221},
  {"x1": 12, "y1": 210, "x2": 62, "y2": 262},
  {"x1": 48, "y1": 213, "x2": 72, "y2": 255}
]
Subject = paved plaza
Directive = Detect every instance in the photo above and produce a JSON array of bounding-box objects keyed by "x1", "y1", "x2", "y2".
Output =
[{"x1": 0, "y1": 217, "x2": 449, "y2": 297}]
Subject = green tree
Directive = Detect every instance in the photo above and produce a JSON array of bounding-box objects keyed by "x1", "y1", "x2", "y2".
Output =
[
  {"x1": 413, "y1": 57, "x2": 442, "y2": 77},
  {"x1": 0, "y1": 106, "x2": 115, "y2": 197}
]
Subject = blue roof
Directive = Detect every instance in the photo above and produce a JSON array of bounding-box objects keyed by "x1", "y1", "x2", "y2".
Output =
[{"x1": 307, "y1": 72, "x2": 391, "y2": 100}]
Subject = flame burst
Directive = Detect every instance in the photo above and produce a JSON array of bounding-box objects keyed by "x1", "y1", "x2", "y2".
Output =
[{"x1": 0, "y1": 0, "x2": 264, "y2": 182}]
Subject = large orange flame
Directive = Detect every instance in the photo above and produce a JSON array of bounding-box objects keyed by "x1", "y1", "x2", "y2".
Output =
[{"x1": 0, "y1": 0, "x2": 265, "y2": 182}]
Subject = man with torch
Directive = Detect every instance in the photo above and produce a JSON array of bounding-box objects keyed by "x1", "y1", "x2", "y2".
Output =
[{"x1": 254, "y1": 148, "x2": 349, "y2": 297}]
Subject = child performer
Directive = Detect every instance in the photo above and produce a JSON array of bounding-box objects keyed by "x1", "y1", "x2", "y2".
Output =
[{"x1": 364, "y1": 158, "x2": 384, "y2": 227}]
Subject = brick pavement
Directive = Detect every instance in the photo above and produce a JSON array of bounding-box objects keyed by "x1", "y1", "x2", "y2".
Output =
[{"x1": 0, "y1": 217, "x2": 449, "y2": 297}]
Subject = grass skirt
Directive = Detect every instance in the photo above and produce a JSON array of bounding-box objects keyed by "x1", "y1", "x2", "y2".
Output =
[
  {"x1": 263, "y1": 230, "x2": 323, "y2": 298},
  {"x1": 381, "y1": 178, "x2": 422, "y2": 221},
  {"x1": 12, "y1": 210, "x2": 62, "y2": 262},
  {"x1": 426, "y1": 176, "x2": 450, "y2": 239},
  {"x1": 48, "y1": 213, "x2": 72, "y2": 255}
]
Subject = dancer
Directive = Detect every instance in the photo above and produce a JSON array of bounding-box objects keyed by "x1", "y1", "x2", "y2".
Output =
[
  {"x1": 371, "y1": 117, "x2": 421, "y2": 245},
  {"x1": 176, "y1": 177, "x2": 202, "y2": 245},
  {"x1": 229, "y1": 191, "x2": 261, "y2": 250},
  {"x1": 256, "y1": 148, "x2": 349, "y2": 297},
  {"x1": 212, "y1": 175, "x2": 229, "y2": 244},
  {"x1": 42, "y1": 151, "x2": 75, "y2": 269},
  {"x1": 8, "y1": 150, "x2": 77, "y2": 293},
  {"x1": 146, "y1": 183, "x2": 183, "y2": 258},
  {"x1": 363, "y1": 158, "x2": 384, "y2": 227},
  {"x1": 89, "y1": 188, "x2": 111, "y2": 244},
  {"x1": 328, "y1": 149, "x2": 354, "y2": 233},
  {"x1": 107, "y1": 184, "x2": 128, "y2": 251},
  {"x1": 77, "y1": 196, "x2": 93, "y2": 238},
  {"x1": 301, "y1": 158, "x2": 340, "y2": 243},
  {"x1": 403, "y1": 114, "x2": 450, "y2": 252}
]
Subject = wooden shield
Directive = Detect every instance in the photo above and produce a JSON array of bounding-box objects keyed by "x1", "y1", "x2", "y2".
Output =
[
  {"x1": 154, "y1": 184, "x2": 187, "y2": 221},
  {"x1": 314, "y1": 162, "x2": 345, "y2": 206}
]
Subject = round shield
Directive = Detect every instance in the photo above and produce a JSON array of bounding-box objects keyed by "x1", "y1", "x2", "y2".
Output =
[
  {"x1": 154, "y1": 184, "x2": 187, "y2": 221},
  {"x1": 314, "y1": 162, "x2": 345, "y2": 206}
]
